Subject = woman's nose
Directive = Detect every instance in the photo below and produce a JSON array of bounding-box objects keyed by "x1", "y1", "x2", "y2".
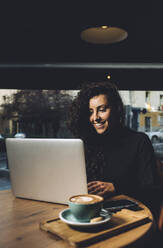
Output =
[{"x1": 92, "y1": 111, "x2": 100, "y2": 121}]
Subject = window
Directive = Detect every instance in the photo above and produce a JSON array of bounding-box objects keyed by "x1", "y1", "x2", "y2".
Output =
[
  {"x1": 1, "y1": 88, "x2": 163, "y2": 189},
  {"x1": 160, "y1": 95, "x2": 163, "y2": 111},
  {"x1": 146, "y1": 91, "x2": 150, "y2": 102}
]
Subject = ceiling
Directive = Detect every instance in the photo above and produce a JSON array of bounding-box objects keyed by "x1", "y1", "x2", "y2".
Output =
[{"x1": 0, "y1": 1, "x2": 163, "y2": 90}]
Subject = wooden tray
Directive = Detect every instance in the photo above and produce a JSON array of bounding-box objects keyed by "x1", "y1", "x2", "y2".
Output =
[{"x1": 40, "y1": 209, "x2": 151, "y2": 247}]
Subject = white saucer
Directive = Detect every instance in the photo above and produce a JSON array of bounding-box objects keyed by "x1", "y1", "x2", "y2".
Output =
[{"x1": 59, "y1": 208, "x2": 112, "y2": 228}]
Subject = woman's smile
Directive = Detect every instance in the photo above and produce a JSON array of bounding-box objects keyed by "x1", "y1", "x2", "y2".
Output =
[
  {"x1": 89, "y1": 94, "x2": 111, "y2": 134},
  {"x1": 94, "y1": 121, "x2": 105, "y2": 128}
]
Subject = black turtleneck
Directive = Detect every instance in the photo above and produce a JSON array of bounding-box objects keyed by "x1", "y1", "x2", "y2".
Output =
[{"x1": 85, "y1": 126, "x2": 162, "y2": 218}]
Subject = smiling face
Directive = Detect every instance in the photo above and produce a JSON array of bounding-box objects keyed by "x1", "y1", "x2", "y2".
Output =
[{"x1": 89, "y1": 94, "x2": 111, "y2": 134}]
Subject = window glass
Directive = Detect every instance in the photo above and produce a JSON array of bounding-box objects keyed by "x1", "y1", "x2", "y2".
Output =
[
  {"x1": 1, "y1": 89, "x2": 163, "y2": 189},
  {"x1": 120, "y1": 90, "x2": 163, "y2": 163}
]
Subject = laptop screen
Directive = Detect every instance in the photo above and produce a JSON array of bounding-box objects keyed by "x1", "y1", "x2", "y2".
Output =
[{"x1": 6, "y1": 138, "x2": 88, "y2": 204}]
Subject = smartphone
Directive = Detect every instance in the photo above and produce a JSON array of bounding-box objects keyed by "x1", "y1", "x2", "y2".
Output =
[{"x1": 103, "y1": 199, "x2": 140, "y2": 212}]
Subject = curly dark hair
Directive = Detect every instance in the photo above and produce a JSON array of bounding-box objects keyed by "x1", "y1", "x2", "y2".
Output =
[
  {"x1": 67, "y1": 81, "x2": 125, "y2": 182},
  {"x1": 68, "y1": 81, "x2": 125, "y2": 140}
]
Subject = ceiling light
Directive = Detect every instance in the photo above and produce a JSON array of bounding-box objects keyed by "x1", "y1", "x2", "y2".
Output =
[
  {"x1": 80, "y1": 26, "x2": 128, "y2": 44},
  {"x1": 107, "y1": 74, "x2": 111, "y2": 79},
  {"x1": 101, "y1": 26, "x2": 108, "y2": 29}
]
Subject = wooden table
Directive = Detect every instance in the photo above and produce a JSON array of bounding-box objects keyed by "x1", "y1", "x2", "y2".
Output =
[{"x1": 0, "y1": 190, "x2": 155, "y2": 248}]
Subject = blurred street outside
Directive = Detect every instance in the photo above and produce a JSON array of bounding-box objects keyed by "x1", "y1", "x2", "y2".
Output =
[{"x1": 0, "y1": 152, "x2": 11, "y2": 190}]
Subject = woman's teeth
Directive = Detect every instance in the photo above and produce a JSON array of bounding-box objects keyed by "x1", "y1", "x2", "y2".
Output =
[{"x1": 94, "y1": 122, "x2": 105, "y2": 127}]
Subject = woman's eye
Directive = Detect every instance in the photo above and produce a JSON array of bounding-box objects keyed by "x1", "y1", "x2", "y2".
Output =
[{"x1": 99, "y1": 108, "x2": 106, "y2": 112}]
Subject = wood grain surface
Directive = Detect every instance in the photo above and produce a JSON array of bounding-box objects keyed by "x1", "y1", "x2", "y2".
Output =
[
  {"x1": 0, "y1": 190, "x2": 154, "y2": 248},
  {"x1": 40, "y1": 209, "x2": 151, "y2": 247}
]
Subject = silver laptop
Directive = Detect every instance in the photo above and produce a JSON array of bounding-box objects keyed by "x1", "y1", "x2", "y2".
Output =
[{"x1": 6, "y1": 138, "x2": 88, "y2": 204}]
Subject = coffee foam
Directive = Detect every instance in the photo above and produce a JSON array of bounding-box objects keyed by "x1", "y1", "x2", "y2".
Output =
[{"x1": 70, "y1": 194, "x2": 103, "y2": 204}]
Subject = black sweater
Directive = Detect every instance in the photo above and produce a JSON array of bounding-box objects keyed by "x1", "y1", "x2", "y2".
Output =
[
  {"x1": 102, "y1": 128, "x2": 157, "y2": 193},
  {"x1": 86, "y1": 127, "x2": 162, "y2": 217}
]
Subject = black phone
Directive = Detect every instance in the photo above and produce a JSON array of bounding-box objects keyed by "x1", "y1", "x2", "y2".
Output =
[{"x1": 103, "y1": 199, "x2": 141, "y2": 212}]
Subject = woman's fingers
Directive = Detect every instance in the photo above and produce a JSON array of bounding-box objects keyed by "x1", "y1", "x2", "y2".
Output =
[
  {"x1": 88, "y1": 181, "x2": 99, "y2": 187},
  {"x1": 88, "y1": 182, "x2": 103, "y2": 194},
  {"x1": 88, "y1": 181, "x2": 116, "y2": 198},
  {"x1": 88, "y1": 181, "x2": 99, "y2": 190}
]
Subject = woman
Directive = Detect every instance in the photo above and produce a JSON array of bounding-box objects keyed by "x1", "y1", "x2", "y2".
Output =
[{"x1": 68, "y1": 81, "x2": 161, "y2": 219}]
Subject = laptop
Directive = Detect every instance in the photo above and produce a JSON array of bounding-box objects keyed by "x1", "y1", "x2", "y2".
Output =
[{"x1": 6, "y1": 138, "x2": 88, "y2": 204}]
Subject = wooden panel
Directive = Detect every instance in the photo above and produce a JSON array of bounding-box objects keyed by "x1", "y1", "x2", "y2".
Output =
[{"x1": 40, "y1": 209, "x2": 151, "y2": 247}]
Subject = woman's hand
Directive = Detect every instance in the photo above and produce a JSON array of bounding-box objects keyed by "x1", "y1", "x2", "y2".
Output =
[{"x1": 88, "y1": 181, "x2": 116, "y2": 198}]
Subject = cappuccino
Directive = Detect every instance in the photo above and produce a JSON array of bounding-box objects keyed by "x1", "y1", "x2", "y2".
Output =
[
  {"x1": 68, "y1": 194, "x2": 104, "y2": 222},
  {"x1": 69, "y1": 194, "x2": 103, "y2": 204}
]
